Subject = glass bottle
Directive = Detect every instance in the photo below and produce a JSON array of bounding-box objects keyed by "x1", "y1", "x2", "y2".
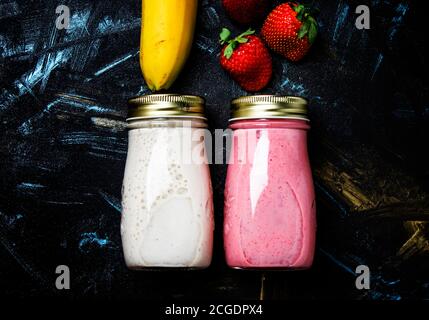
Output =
[
  {"x1": 121, "y1": 94, "x2": 214, "y2": 269},
  {"x1": 224, "y1": 95, "x2": 316, "y2": 269}
]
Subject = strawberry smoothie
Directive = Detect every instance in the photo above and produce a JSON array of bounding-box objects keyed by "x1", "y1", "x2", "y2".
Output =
[{"x1": 224, "y1": 119, "x2": 316, "y2": 269}]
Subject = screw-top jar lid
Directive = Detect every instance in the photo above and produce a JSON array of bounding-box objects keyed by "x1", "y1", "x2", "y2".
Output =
[
  {"x1": 230, "y1": 95, "x2": 309, "y2": 122},
  {"x1": 127, "y1": 94, "x2": 206, "y2": 121}
]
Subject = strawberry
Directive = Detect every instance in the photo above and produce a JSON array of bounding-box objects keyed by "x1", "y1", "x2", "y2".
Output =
[
  {"x1": 261, "y1": 2, "x2": 318, "y2": 62},
  {"x1": 222, "y1": 0, "x2": 269, "y2": 25},
  {"x1": 219, "y1": 28, "x2": 272, "y2": 92}
]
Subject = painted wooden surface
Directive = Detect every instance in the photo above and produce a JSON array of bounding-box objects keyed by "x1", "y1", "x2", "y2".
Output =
[{"x1": 1, "y1": 0, "x2": 428, "y2": 299}]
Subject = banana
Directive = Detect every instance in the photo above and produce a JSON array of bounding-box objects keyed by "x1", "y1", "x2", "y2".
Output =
[{"x1": 140, "y1": 0, "x2": 198, "y2": 91}]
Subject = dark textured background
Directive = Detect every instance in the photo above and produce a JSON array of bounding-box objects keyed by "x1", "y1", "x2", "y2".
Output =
[{"x1": 1, "y1": 0, "x2": 428, "y2": 300}]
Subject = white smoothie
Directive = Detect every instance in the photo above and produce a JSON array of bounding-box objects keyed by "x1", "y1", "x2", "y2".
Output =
[{"x1": 121, "y1": 121, "x2": 214, "y2": 268}]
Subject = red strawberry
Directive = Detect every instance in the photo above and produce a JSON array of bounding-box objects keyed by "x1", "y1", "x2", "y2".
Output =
[
  {"x1": 222, "y1": 0, "x2": 269, "y2": 25},
  {"x1": 219, "y1": 28, "x2": 272, "y2": 92},
  {"x1": 261, "y1": 2, "x2": 318, "y2": 61}
]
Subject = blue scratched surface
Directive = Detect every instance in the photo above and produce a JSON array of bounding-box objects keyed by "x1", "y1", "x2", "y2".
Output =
[{"x1": 1, "y1": 0, "x2": 428, "y2": 299}]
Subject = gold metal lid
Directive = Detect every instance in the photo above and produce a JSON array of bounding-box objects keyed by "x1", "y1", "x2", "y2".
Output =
[
  {"x1": 230, "y1": 95, "x2": 309, "y2": 121},
  {"x1": 127, "y1": 94, "x2": 206, "y2": 121}
]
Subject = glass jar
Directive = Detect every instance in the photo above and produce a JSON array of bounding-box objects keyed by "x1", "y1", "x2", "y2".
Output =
[
  {"x1": 224, "y1": 95, "x2": 316, "y2": 269},
  {"x1": 121, "y1": 94, "x2": 214, "y2": 269}
]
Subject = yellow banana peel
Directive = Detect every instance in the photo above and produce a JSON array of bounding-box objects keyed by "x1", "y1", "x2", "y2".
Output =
[{"x1": 140, "y1": 0, "x2": 198, "y2": 91}]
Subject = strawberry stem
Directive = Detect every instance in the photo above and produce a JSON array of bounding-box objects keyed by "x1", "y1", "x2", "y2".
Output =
[
  {"x1": 292, "y1": 2, "x2": 318, "y2": 45},
  {"x1": 219, "y1": 28, "x2": 255, "y2": 59}
]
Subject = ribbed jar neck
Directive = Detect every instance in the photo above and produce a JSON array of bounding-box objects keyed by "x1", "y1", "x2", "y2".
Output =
[
  {"x1": 229, "y1": 118, "x2": 310, "y2": 130},
  {"x1": 127, "y1": 117, "x2": 207, "y2": 129}
]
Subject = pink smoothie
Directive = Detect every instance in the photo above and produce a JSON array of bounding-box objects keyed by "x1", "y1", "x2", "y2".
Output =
[{"x1": 224, "y1": 119, "x2": 316, "y2": 269}]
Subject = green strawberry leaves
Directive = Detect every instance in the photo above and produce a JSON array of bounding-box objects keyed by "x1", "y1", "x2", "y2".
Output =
[
  {"x1": 297, "y1": 17, "x2": 318, "y2": 44},
  {"x1": 293, "y1": 3, "x2": 319, "y2": 45},
  {"x1": 308, "y1": 18, "x2": 318, "y2": 44},
  {"x1": 224, "y1": 44, "x2": 235, "y2": 59},
  {"x1": 294, "y1": 4, "x2": 306, "y2": 20},
  {"x1": 219, "y1": 28, "x2": 255, "y2": 59},
  {"x1": 297, "y1": 19, "x2": 311, "y2": 38},
  {"x1": 219, "y1": 28, "x2": 231, "y2": 45}
]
